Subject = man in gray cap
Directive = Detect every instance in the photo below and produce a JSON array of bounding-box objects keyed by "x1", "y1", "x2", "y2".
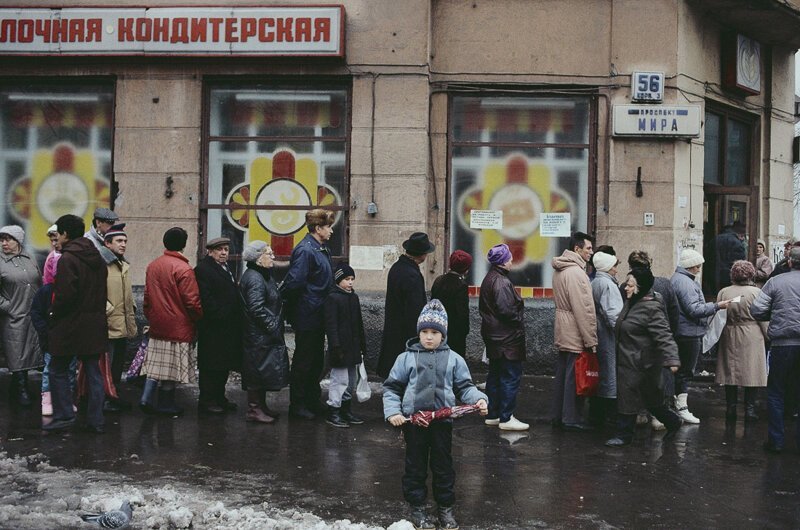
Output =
[
  {"x1": 85, "y1": 207, "x2": 120, "y2": 251},
  {"x1": 194, "y1": 237, "x2": 243, "y2": 414}
]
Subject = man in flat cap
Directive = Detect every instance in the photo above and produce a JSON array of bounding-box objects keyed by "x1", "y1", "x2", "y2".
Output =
[
  {"x1": 194, "y1": 237, "x2": 243, "y2": 414},
  {"x1": 85, "y1": 207, "x2": 120, "y2": 251},
  {"x1": 98, "y1": 223, "x2": 138, "y2": 412},
  {"x1": 376, "y1": 232, "x2": 434, "y2": 378}
]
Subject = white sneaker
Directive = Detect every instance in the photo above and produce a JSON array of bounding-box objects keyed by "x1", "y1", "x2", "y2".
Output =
[
  {"x1": 499, "y1": 415, "x2": 529, "y2": 431},
  {"x1": 676, "y1": 408, "x2": 700, "y2": 424},
  {"x1": 484, "y1": 418, "x2": 500, "y2": 426},
  {"x1": 650, "y1": 417, "x2": 666, "y2": 431}
]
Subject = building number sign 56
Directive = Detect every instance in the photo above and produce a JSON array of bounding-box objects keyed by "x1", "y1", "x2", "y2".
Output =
[{"x1": 631, "y1": 71, "x2": 664, "y2": 102}]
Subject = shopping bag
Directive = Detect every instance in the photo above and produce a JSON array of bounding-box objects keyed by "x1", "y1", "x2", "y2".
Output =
[
  {"x1": 702, "y1": 309, "x2": 727, "y2": 353},
  {"x1": 575, "y1": 350, "x2": 600, "y2": 397},
  {"x1": 126, "y1": 335, "x2": 149, "y2": 379},
  {"x1": 356, "y1": 363, "x2": 371, "y2": 402}
]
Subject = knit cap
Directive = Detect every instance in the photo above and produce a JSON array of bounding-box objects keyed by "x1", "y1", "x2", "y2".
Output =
[
  {"x1": 417, "y1": 299, "x2": 448, "y2": 336},
  {"x1": 334, "y1": 263, "x2": 355, "y2": 283},
  {"x1": 449, "y1": 250, "x2": 472, "y2": 274},
  {"x1": 0, "y1": 225, "x2": 25, "y2": 245},
  {"x1": 678, "y1": 248, "x2": 704, "y2": 269},
  {"x1": 592, "y1": 251, "x2": 617, "y2": 273}
]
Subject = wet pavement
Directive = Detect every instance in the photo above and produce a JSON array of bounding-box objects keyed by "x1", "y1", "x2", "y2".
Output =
[{"x1": 2, "y1": 371, "x2": 800, "y2": 529}]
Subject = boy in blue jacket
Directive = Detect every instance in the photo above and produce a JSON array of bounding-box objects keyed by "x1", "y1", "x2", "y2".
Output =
[{"x1": 383, "y1": 299, "x2": 488, "y2": 530}]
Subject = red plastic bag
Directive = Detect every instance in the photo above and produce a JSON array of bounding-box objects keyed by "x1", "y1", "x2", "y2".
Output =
[{"x1": 575, "y1": 350, "x2": 599, "y2": 396}]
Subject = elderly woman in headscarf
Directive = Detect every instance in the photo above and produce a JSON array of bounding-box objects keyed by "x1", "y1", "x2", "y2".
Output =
[
  {"x1": 605, "y1": 267, "x2": 682, "y2": 447},
  {"x1": 754, "y1": 239, "x2": 773, "y2": 288},
  {"x1": 589, "y1": 251, "x2": 623, "y2": 426},
  {"x1": 715, "y1": 260, "x2": 768, "y2": 422},
  {"x1": 239, "y1": 240, "x2": 290, "y2": 423},
  {"x1": 0, "y1": 225, "x2": 42, "y2": 408}
]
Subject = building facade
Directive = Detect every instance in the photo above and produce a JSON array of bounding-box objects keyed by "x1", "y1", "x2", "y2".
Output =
[{"x1": 1, "y1": 1, "x2": 798, "y2": 348}]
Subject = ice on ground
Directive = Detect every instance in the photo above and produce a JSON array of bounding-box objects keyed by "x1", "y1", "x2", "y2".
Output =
[{"x1": 0, "y1": 451, "x2": 391, "y2": 529}]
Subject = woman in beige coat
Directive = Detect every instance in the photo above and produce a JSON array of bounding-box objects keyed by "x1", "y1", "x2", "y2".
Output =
[{"x1": 715, "y1": 260, "x2": 768, "y2": 422}]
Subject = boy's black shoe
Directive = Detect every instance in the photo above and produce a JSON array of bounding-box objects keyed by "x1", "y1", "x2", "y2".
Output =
[
  {"x1": 198, "y1": 401, "x2": 225, "y2": 415},
  {"x1": 409, "y1": 505, "x2": 436, "y2": 530},
  {"x1": 340, "y1": 400, "x2": 364, "y2": 425},
  {"x1": 437, "y1": 505, "x2": 459, "y2": 530},
  {"x1": 289, "y1": 405, "x2": 316, "y2": 420},
  {"x1": 763, "y1": 440, "x2": 783, "y2": 454},
  {"x1": 326, "y1": 406, "x2": 350, "y2": 428}
]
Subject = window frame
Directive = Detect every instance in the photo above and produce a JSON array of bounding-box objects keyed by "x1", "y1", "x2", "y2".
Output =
[
  {"x1": 445, "y1": 90, "x2": 598, "y2": 292},
  {"x1": 200, "y1": 76, "x2": 352, "y2": 264},
  {"x1": 703, "y1": 103, "x2": 759, "y2": 192}
]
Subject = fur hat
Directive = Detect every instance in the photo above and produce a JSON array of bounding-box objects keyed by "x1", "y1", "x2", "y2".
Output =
[
  {"x1": 163, "y1": 227, "x2": 188, "y2": 251},
  {"x1": 730, "y1": 260, "x2": 756, "y2": 284},
  {"x1": 0, "y1": 225, "x2": 25, "y2": 245},
  {"x1": 242, "y1": 240, "x2": 268, "y2": 262},
  {"x1": 449, "y1": 250, "x2": 472, "y2": 274},
  {"x1": 334, "y1": 263, "x2": 355, "y2": 283},
  {"x1": 679, "y1": 248, "x2": 705, "y2": 269},
  {"x1": 417, "y1": 299, "x2": 448, "y2": 337},
  {"x1": 487, "y1": 244, "x2": 512, "y2": 266},
  {"x1": 592, "y1": 251, "x2": 617, "y2": 273}
]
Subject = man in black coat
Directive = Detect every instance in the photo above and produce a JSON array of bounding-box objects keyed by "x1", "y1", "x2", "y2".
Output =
[
  {"x1": 45, "y1": 214, "x2": 108, "y2": 433},
  {"x1": 376, "y1": 232, "x2": 434, "y2": 378},
  {"x1": 431, "y1": 250, "x2": 472, "y2": 357},
  {"x1": 195, "y1": 237, "x2": 243, "y2": 414}
]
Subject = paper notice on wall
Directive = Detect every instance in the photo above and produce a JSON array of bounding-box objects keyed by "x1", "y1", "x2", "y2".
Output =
[
  {"x1": 470, "y1": 210, "x2": 503, "y2": 230},
  {"x1": 349, "y1": 245, "x2": 384, "y2": 270},
  {"x1": 539, "y1": 213, "x2": 571, "y2": 237},
  {"x1": 778, "y1": 224, "x2": 786, "y2": 236}
]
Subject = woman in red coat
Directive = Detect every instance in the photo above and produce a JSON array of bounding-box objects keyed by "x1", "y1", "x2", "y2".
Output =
[{"x1": 140, "y1": 227, "x2": 203, "y2": 416}]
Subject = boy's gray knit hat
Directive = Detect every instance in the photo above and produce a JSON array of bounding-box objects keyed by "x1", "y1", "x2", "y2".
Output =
[{"x1": 417, "y1": 299, "x2": 448, "y2": 336}]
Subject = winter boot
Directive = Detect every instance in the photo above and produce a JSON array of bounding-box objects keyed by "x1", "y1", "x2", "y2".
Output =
[
  {"x1": 653, "y1": 405, "x2": 683, "y2": 440},
  {"x1": 326, "y1": 406, "x2": 350, "y2": 428},
  {"x1": 409, "y1": 505, "x2": 436, "y2": 530},
  {"x1": 41, "y1": 391, "x2": 53, "y2": 416},
  {"x1": 11, "y1": 371, "x2": 32, "y2": 407},
  {"x1": 246, "y1": 390, "x2": 275, "y2": 423},
  {"x1": 340, "y1": 400, "x2": 364, "y2": 425},
  {"x1": 744, "y1": 387, "x2": 759, "y2": 422},
  {"x1": 437, "y1": 505, "x2": 459, "y2": 530},
  {"x1": 139, "y1": 378, "x2": 159, "y2": 415},
  {"x1": 674, "y1": 393, "x2": 700, "y2": 424},
  {"x1": 156, "y1": 385, "x2": 183, "y2": 417},
  {"x1": 724, "y1": 385, "x2": 738, "y2": 421}
]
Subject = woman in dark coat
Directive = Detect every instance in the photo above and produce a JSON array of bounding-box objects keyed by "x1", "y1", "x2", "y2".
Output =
[
  {"x1": 195, "y1": 237, "x2": 243, "y2": 414},
  {"x1": 239, "y1": 241, "x2": 289, "y2": 423},
  {"x1": 479, "y1": 244, "x2": 528, "y2": 431},
  {"x1": 605, "y1": 267, "x2": 683, "y2": 447},
  {"x1": 431, "y1": 250, "x2": 472, "y2": 357},
  {"x1": 376, "y1": 232, "x2": 434, "y2": 378}
]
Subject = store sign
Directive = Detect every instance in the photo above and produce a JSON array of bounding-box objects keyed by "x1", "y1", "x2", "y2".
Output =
[
  {"x1": 612, "y1": 104, "x2": 701, "y2": 137},
  {"x1": 0, "y1": 6, "x2": 344, "y2": 56}
]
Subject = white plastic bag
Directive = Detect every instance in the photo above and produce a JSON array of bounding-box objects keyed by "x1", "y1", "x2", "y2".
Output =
[
  {"x1": 356, "y1": 363, "x2": 371, "y2": 402},
  {"x1": 481, "y1": 347, "x2": 489, "y2": 365},
  {"x1": 702, "y1": 309, "x2": 727, "y2": 353}
]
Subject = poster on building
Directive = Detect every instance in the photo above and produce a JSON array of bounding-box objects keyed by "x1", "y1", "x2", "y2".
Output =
[
  {"x1": 539, "y1": 213, "x2": 571, "y2": 237},
  {"x1": 469, "y1": 210, "x2": 503, "y2": 230},
  {"x1": 349, "y1": 245, "x2": 384, "y2": 270}
]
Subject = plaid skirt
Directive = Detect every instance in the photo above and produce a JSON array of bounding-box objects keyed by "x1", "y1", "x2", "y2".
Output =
[{"x1": 141, "y1": 339, "x2": 197, "y2": 384}]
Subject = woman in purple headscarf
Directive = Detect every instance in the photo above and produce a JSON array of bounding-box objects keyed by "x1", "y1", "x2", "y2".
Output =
[{"x1": 478, "y1": 244, "x2": 529, "y2": 431}]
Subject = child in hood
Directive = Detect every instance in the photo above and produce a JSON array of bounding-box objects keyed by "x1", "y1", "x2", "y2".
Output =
[{"x1": 383, "y1": 299, "x2": 488, "y2": 530}]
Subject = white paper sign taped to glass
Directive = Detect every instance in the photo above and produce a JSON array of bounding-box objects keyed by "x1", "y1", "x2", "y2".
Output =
[
  {"x1": 0, "y1": 6, "x2": 344, "y2": 56},
  {"x1": 613, "y1": 105, "x2": 701, "y2": 137},
  {"x1": 470, "y1": 210, "x2": 503, "y2": 230},
  {"x1": 539, "y1": 213, "x2": 571, "y2": 237}
]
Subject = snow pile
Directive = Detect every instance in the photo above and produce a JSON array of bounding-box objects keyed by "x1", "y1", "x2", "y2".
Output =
[{"x1": 0, "y1": 451, "x2": 399, "y2": 529}]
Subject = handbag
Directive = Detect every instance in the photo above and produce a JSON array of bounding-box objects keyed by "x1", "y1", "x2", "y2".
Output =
[
  {"x1": 575, "y1": 349, "x2": 600, "y2": 396},
  {"x1": 126, "y1": 335, "x2": 149, "y2": 380},
  {"x1": 355, "y1": 363, "x2": 371, "y2": 402}
]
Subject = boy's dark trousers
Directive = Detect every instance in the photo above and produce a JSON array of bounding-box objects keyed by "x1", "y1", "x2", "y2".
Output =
[{"x1": 402, "y1": 422, "x2": 455, "y2": 507}]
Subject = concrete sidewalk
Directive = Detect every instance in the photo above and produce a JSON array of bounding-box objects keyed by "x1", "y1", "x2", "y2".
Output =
[{"x1": 1, "y1": 372, "x2": 799, "y2": 529}]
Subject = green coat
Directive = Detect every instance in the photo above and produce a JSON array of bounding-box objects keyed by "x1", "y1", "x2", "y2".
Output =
[{"x1": 614, "y1": 291, "x2": 680, "y2": 414}]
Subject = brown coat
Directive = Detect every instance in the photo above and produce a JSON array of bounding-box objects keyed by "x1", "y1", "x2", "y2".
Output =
[
  {"x1": 551, "y1": 250, "x2": 597, "y2": 353},
  {"x1": 714, "y1": 284, "x2": 768, "y2": 387},
  {"x1": 479, "y1": 265, "x2": 526, "y2": 361},
  {"x1": 50, "y1": 238, "x2": 108, "y2": 357}
]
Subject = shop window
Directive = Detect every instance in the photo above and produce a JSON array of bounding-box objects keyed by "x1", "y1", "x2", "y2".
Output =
[
  {"x1": 204, "y1": 84, "x2": 349, "y2": 266},
  {"x1": 703, "y1": 109, "x2": 752, "y2": 186},
  {"x1": 0, "y1": 82, "x2": 114, "y2": 263},
  {"x1": 449, "y1": 96, "x2": 591, "y2": 291}
]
